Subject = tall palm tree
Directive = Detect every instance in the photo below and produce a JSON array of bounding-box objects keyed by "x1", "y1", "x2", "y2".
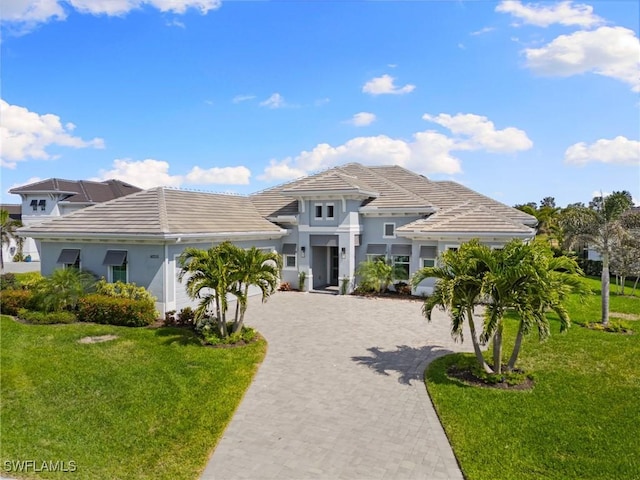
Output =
[
  {"x1": 231, "y1": 247, "x2": 282, "y2": 333},
  {"x1": 561, "y1": 191, "x2": 634, "y2": 325},
  {"x1": 412, "y1": 240, "x2": 493, "y2": 373},
  {"x1": 178, "y1": 245, "x2": 233, "y2": 337},
  {"x1": 0, "y1": 209, "x2": 22, "y2": 270}
]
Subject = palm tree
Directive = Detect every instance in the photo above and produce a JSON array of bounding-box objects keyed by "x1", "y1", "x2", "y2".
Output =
[
  {"x1": 34, "y1": 268, "x2": 96, "y2": 312},
  {"x1": 179, "y1": 244, "x2": 232, "y2": 337},
  {"x1": 412, "y1": 240, "x2": 493, "y2": 373},
  {"x1": 356, "y1": 258, "x2": 406, "y2": 294},
  {"x1": 0, "y1": 209, "x2": 22, "y2": 270},
  {"x1": 178, "y1": 242, "x2": 282, "y2": 338},
  {"x1": 231, "y1": 247, "x2": 282, "y2": 333},
  {"x1": 561, "y1": 191, "x2": 634, "y2": 325}
]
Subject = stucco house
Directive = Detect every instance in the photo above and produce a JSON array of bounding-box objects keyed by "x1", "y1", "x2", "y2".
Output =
[
  {"x1": 8, "y1": 178, "x2": 141, "y2": 262},
  {"x1": 19, "y1": 163, "x2": 536, "y2": 314}
]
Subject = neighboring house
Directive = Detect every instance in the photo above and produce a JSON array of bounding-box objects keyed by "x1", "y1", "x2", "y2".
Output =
[
  {"x1": 20, "y1": 163, "x2": 536, "y2": 314},
  {"x1": 9, "y1": 178, "x2": 141, "y2": 262},
  {"x1": 0, "y1": 204, "x2": 23, "y2": 263}
]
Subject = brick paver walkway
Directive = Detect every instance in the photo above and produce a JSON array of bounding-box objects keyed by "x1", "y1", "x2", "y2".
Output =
[{"x1": 201, "y1": 292, "x2": 476, "y2": 479}]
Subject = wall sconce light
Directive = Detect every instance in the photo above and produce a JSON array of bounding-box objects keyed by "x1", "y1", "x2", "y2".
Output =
[
  {"x1": 301, "y1": 246, "x2": 306, "y2": 258},
  {"x1": 341, "y1": 247, "x2": 346, "y2": 259}
]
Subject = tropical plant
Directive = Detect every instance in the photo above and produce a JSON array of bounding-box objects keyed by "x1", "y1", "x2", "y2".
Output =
[
  {"x1": 356, "y1": 258, "x2": 406, "y2": 294},
  {"x1": 412, "y1": 240, "x2": 492, "y2": 373},
  {"x1": 414, "y1": 239, "x2": 585, "y2": 374},
  {"x1": 561, "y1": 191, "x2": 634, "y2": 325},
  {"x1": 178, "y1": 242, "x2": 281, "y2": 338},
  {"x1": 298, "y1": 270, "x2": 307, "y2": 291},
  {"x1": 230, "y1": 246, "x2": 281, "y2": 333},
  {"x1": 0, "y1": 209, "x2": 22, "y2": 270},
  {"x1": 33, "y1": 268, "x2": 97, "y2": 312}
]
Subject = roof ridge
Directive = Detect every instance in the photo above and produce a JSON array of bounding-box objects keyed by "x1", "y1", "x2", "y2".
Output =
[
  {"x1": 78, "y1": 181, "x2": 91, "y2": 202},
  {"x1": 360, "y1": 165, "x2": 433, "y2": 205}
]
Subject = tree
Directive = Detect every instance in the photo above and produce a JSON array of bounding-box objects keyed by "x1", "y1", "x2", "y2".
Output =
[
  {"x1": 412, "y1": 240, "x2": 492, "y2": 373},
  {"x1": 178, "y1": 242, "x2": 282, "y2": 338},
  {"x1": 415, "y1": 239, "x2": 585, "y2": 374},
  {"x1": 561, "y1": 191, "x2": 634, "y2": 325},
  {"x1": 356, "y1": 258, "x2": 406, "y2": 294},
  {"x1": 230, "y1": 246, "x2": 282, "y2": 333},
  {"x1": 0, "y1": 209, "x2": 22, "y2": 270}
]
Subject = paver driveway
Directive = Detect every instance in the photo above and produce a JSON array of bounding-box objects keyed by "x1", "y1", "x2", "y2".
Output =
[{"x1": 201, "y1": 292, "x2": 477, "y2": 480}]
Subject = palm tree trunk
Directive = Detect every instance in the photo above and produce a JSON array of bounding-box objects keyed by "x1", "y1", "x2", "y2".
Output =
[
  {"x1": 602, "y1": 252, "x2": 610, "y2": 326},
  {"x1": 466, "y1": 307, "x2": 493, "y2": 374},
  {"x1": 233, "y1": 285, "x2": 249, "y2": 334},
  {"x1": 633, "y1": 276, "x2": 639, "y2": 295},
  {"x1": 493, "y1": 324, "x2": 503, "y2": 374},
  {"x1": 507, "y1": 321, "x2": 525, "y2": 371}
]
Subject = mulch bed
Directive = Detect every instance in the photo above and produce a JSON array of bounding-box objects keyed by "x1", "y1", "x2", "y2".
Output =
[{"x1": 447, "y1": 365, "x2": 534, "y2": 391}]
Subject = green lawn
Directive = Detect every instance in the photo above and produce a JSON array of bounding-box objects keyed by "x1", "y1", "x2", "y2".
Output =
[
  {"x1": 0, "y1": 318, "x2": 266, "y2": 479},
  {"x1": 425, "y1": 277, "x2": 640, "y2": 480}
]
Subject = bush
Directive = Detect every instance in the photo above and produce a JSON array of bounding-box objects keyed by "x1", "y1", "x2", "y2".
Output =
[
  {"x1": 78, "y1": 294, "x2": 157, "y2": 327},
  {"x1": 164, "y1": 307, "x2": 195, "y2": 327},
  {"x1": 202, "y1": 324, "x2": 257, "y2": 346},
  {"x1": 17, "y1": 308, "x2": 77, "y2": 324},
  {"x1": 15, "y1": 272, "x2": 44, "y2": 290},
  {"x1": 0, "y1": 289, "x2": 33, "y2": 315},
  {"x1": 95, "y1": 279, "x2": 156, "y2": 302},
  {"x1": 577, "y1": 259, "x2": 604, "y2": 277},
  {"x1": 0, "y1": 273, "x2": 17, "y2": 290}
]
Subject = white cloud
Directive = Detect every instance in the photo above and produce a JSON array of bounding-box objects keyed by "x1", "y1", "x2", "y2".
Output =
[
  {"x1": 362, "y1": 74, "x2": 415, "y2": 95},
  {"x1": 0, "y1": 99, "x2": 105, "y2": 169},
  {"x1": 93, "y1": 158, "x2": 252, "y2": 189},
  {"x1": 93, "y1": 158, "x2": 183, "y2": 189},
  {"x1": 1, "y1": 0, "x2": 220, "y2": 32},
  {"x1": 565, "y1": 136, "x2": 640, "y2": 166},
  {"x1": 232, "y1": 94, "x2": 256, "y2": 103},
  {"x1": 260, "y1": 93, "x2": 285, "y2": 109},
  {"x1": 496, "y1": 1, "x2": 603, "y2": 28},
  {"x1": 314, "y1": 97, "x2": 330, "y2": 107},
  {"x1": 524, "y1": 26, "x2": 640, "y2": 91},
  {"x1": 349, "y1": 112, "x2": 376, "y2": 127},
  {"x1": 184, "y1": 166, "x2": 251, "y2": 185},
  {"x1": 423, "y1": 113, "x2": 533, "y2": 153},
  {"x1": 259, "y1": 112, "x2": 531, "y2": 181},
  {"x1": 470, "y1": 27, "x2": 495, "y2": 36}
]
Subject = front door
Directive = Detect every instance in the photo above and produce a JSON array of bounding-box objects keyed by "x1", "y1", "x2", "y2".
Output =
[{"x1": 329, "y1": 246, "x2": 339, "y2": 286}]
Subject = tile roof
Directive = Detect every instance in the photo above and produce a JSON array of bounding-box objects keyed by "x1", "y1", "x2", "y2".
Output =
[
  {"x1": 0, "y1": 204, "x2": 22, "y2": 219},
  {"x1": 20, "y1": 188, "x2": 285, "y2": 238},
  {"x1": 397, "y1": 202, "x2": 535, "y2": 235},
  {"x1": 9, "y1": 178, "x2": 141, "y2": 203}
]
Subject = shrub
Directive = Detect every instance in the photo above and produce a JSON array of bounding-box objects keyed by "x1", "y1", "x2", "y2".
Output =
[
  {"x1": 278, "y1": 282, "x2": 292, "y2": 291},
  {"x1": 78, "y1": 294, "x2": 157, "y2": 327},
  {"x1": 95, "y1": 279, "x2": 156, "y2": 302},
  {"x1": 32, "y1": 268, "x2": 96, "y2": 312},
  {"x1": 0, "y1": 273, "x2": 17, "y2": 290},
  {"x1": 17, "y1": 308, "x2": 77, "y2": 324},
  {"x1": 202, "y1": 324, "x2": 257, "y2": 346},
  {"x1": 164, "y1": 307, "x2": 196, "y2": 327},
  {"x1": 0, "y1": 289, "x2": 33, "y2": 315},
  {"x1": 15, "y1": 272, "x2": 44, "y2": 290}
]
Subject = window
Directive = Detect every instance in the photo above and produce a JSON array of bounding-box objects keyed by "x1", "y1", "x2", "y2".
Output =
[
  {"x1": 30, "y1": 200, "x2": 38, "y2": 211},
  {"x1": 38, "y1": 199, "x2": 46, "y2": 211},
  {"x1": 392, "y1": 255, "x2": 410, "y2": 279},
  {"x1": 383, "y1": 223, "x2": 396, "y2": 238},
  {"x1": 315, "y1": 204, "x2": 323, "y2": 219},
  {"x1": 57, "y1": 249, "x2": 81, "y2": 269},
  {"x1": 420, "y1": 246, "x2": 437, "y2": 269},
  {"x1": 326, "y1": 204, "x2": 335, "y2": 219},
  {"x1": 366, "y1": 244, "x2": 386, "y2": 262},
  {"x1": 103, "y1": 250, "x2": 128, "y2": 283},
  {"x1": 285, "y1": 255, "x2": 297, "y2": 268}
]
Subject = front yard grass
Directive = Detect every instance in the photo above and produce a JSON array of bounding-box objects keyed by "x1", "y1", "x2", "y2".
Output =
[
  {"x1": 0, "y1": 317, "x2": 266, "y2": 479},
  {"x1": 425, "y1": 277, "x2": 640, "y2": 480}
]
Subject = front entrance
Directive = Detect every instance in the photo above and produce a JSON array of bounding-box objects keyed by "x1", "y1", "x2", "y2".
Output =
[{"x1": 311, "y1": 244, "x2": 340, "y2": 290}]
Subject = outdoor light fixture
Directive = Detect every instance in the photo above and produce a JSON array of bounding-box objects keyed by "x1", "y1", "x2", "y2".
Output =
[
  {"x1": 341, "y1": 247, "x2": 346, "y2": 259},
  {"x1": 301, "y1": 246, "x2": 306, "y2": 258}
]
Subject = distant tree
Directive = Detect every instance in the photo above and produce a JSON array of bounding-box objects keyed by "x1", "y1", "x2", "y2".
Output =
[
  {"x1": 0, "y1": 209, "x2": 22, "y2": 270},
  {"x1": 540, "y1": 196, "x2": 556, "y2": 209},
  {"x1": 561, "y1": 191, "x2": 634, "y2": 325}
]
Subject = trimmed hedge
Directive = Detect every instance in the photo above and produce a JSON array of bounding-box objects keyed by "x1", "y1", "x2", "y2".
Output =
[
  {"x1": 0, "y1": 289, "x2": 33, "y2": 316},
  {"x1": 17, "y1": 308, "x2": 77, "y2": 325},
  {"x1": 78, "y1": 294, "x2": 157, "y2": 327}
]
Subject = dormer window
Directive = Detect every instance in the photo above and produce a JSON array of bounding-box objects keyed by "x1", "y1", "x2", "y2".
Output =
[
  {"x1": 30, "y1": 200, "x2": 38, "y2": 211},
  {"x1": 38, "y1": 199, "x2": 46, "y2": 211}
]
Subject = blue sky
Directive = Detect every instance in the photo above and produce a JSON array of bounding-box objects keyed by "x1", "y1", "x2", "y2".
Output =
[{"x1": 1, "y1": 0, "x2": 639, "y2": 207}]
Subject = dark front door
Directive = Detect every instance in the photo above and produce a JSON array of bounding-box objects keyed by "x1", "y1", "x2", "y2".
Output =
[{"x1": 329, "y1": 246, "x2": 339, "y2": 286}]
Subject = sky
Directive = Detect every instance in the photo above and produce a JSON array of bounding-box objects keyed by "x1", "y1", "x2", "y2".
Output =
[{"x1": 1, "y1": 0, "x2": 639, "y2": 208}]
